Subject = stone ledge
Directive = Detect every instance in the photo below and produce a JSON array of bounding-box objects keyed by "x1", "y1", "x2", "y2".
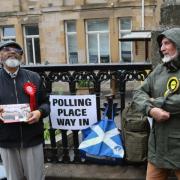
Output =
[{"x1": 45, "y1": 163, "x2": 147, "y2": 180}]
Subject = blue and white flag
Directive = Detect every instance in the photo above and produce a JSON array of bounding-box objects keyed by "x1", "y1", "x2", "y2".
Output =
[
  {"x1": 0, "y1": 164, "x2": 6, "y2": 179},
  {"x1": 79, "y1": 119, "x2": 124, "y2": 159}
]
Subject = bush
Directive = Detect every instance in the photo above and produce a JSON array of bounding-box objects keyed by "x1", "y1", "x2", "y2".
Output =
[{"x1": 77, "y1": 80, "x2": 93, "y2": 88}]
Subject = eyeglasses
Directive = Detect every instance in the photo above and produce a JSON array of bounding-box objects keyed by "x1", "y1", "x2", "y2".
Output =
[{"x1": 2, "y1": 47, "x2": 23, "y2": 55}]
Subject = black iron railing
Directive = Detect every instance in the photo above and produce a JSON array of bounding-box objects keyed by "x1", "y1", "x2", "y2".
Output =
[{"x1": 1, "y1": 63, "x2": 152, "y2": 163}]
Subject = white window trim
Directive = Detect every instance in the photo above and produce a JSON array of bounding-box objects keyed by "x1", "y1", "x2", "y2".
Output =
[
  {"x1": 0, "y1": 26, "x2": 16, "y2": 41},
  {"x1": 23, "y1": 26, "x2": 39, "y2": 64},
  {"x1": 65, "y1": 21, "x2": 77, "y2": 64},
  {"x1": 86, "y1": 20, "x2": 110, "y2": 64},
  {"x1": 119, "y1": 18, "x2": 133, "y2": 62}
]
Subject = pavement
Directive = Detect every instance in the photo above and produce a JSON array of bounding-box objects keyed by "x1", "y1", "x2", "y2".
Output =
[
  {"x1": 0, "y1": 163, "x2": 177, "y2": 180},
  {"x1": 45, "y1": 163, "x2": 147, "y2": 180},
  {"x1": 45, "y1": 163, "x2": 178, "y2": 180}
]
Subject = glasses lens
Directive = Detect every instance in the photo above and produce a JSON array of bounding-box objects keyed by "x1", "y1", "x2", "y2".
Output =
[{"x1": 2, "y1": 47, "x2": 23, "y2": 54}]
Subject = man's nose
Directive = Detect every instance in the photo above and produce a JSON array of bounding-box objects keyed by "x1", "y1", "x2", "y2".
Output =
[{"x1": 160, "y1": 44, "x2": 166, "y2": 52}]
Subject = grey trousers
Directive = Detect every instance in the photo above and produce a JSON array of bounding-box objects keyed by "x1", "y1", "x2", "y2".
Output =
[{"x1": 0, "y1": 144, "x2": 45, "y2": 180}]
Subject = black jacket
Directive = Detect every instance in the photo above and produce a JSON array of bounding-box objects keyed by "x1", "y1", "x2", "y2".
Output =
[{"x1": 0, "y1": 68, "x2": 50, "y2": 148}]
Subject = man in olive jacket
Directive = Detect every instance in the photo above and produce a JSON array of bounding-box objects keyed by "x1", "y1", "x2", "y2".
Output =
[
  {"x1": 0, "y1": 41, "x2": 50, "y2": 180},
  {"x1": 133, "y1": 28, "x2": 180, "y2": 179}
]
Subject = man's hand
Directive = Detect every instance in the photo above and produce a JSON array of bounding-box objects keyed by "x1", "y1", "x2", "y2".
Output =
[
  {"x1": 0, "y1": 107, "x2": 4, "y2": 123},
  {"x1": 27, "y1": 110, "x2": 41, "y2": 124},
  {"x1": 0, "y1": 106, "x2": 4, "y2": 116},
  {"x1": 149, "y1": 107, "x2": 170, "y2": 122}
]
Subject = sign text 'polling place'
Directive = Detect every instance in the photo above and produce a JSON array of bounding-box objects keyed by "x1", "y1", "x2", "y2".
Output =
[{"x1": 50, "y1": 95, "x2": 97, "y2": 130}]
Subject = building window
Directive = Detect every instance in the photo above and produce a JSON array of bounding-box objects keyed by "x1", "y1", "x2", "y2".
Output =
[
  {"x1": 119, "y1": 18, "x2": 132, "y2": 62},
  {"x1": 24, "y1": 25, "x2": 41, "y2": 64},
  {"x1": 65, "y1": 21, "x2": 78, "y2": 64},
  {"x1": 0, "y1": 26, "x2": 16, "y2": 41},
  {"x1": 86, "y1": 19, "x2": 110, "y2": 64}
]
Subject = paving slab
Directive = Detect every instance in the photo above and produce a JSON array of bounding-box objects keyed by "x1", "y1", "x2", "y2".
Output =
[{"x1": 45, "y1": 163, "x2": 147, "y2": 180}]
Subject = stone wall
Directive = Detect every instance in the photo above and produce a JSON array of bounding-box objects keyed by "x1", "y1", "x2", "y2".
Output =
[
  {"x1": 151, "y1": 31, "x2": 162, "y2": 68},
  {"x1": 151, "y1": 1, "x2": 180, "y2": 67},
  {"x1": 161, "y1": 4, "x2": 180, "y2": 27}
]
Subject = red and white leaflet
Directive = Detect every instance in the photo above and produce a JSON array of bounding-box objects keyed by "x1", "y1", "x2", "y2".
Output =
[{"x1": 0, "y1": 104, "x2": 31, "y2": 123}]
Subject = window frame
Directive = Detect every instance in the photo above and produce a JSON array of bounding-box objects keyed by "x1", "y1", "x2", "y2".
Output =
[
  {"x1": 119, "y1": 18, "x2": 133, "y2": 62},
  {"x1": 86, "y1": 19, "x2": 110, "y2": 64},
  {"x1": 23, "y1": 25, "x2": 40, "y2": 64},
  {"x1": 65, "y1": 20, "x2": 78, "y2": 64},
  {"x1": 0, "y1": 26, "x2": 16, "y2": 41}
]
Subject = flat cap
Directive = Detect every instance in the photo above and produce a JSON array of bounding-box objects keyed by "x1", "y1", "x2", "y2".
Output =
[{"x1": 0, "y1": 41, "x2": 23, "y2": 55}]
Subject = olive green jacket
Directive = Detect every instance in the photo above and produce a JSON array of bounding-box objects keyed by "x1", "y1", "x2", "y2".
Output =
[{"x1": 133, "y1": 28, "x2": 180, "y2": 169}]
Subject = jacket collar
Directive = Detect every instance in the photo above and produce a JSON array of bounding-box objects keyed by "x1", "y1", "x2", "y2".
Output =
[
  {"x1": 163, "y1": 55, "x2": 180, "y2": 72},
  {"x1": 2, "y1": 67, "x2": 19, "y2": 79}
]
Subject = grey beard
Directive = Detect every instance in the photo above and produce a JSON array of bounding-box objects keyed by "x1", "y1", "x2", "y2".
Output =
[
  {"x1": 4, "y1": 58, "x2": 21, "y2": 68},
  {"x1": 162, "y1": 51, "x2": 178, "y2": 63},
  {"x1": 162, "y1": 56, "x2": 172, "y2": 63}
]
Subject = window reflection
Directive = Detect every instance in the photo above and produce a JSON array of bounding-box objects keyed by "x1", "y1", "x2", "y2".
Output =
[
  {"x1": 24, "y1": 25, "x2": 41, "y2": 64},
  {"x1": 1, "y1": 26, "x2": 16, "y2": 41},
  {"x1": 119, "y1": 18, "x2": 132, "y2": 62},
  {"x1": 87, "y1": 19, "x2": 110, "y2": 64},
  {"x1": 66, "y1": 21, "x2": 78, "y2": 64}
]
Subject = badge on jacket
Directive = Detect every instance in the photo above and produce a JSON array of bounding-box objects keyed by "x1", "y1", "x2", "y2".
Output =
[{"x1": 164, "y1": 76, "x2": 179, "y2": 97}]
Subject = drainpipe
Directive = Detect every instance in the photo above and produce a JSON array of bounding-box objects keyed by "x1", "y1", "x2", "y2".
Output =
[
  {"x1": 18, "y1": 0, "x2": 23, "y2": 11},
  {"x1": 141, "y1": 0, "x2": 145, "y2": 30}
]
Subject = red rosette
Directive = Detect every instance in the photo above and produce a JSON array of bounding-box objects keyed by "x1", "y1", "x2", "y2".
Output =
[{"x1": 23, "y1": 82, "x2": 37, "y2": 111}]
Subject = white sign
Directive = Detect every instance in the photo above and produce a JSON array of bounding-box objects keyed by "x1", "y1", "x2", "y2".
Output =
[{"x1": 50, "y1": 95, "x2": 97, "y2": 130}]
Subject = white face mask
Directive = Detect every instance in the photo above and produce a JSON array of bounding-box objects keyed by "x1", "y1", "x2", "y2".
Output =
[{"x1": 4, "y1": 58, "x2": 21, "y2": 68}]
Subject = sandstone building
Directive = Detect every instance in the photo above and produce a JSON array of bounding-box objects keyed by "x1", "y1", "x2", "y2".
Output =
[{"x1": 0, "y1": 0, "x2": 163, "y2": 65}]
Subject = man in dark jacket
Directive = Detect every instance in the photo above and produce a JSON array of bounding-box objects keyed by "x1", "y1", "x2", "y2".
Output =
[
  {"x1": 0, "y1": 41, "x2": 50, "y2": 180},
  {"x1": 133, "y1": 28, "x2": 180, "y2": 179}
]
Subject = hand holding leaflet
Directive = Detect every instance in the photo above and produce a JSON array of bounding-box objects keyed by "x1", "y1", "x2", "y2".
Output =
[{"x1": 0, "y1": 104, "x2": 31, "y2": 123}]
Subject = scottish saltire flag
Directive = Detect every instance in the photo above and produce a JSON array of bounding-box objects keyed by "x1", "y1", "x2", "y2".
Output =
[
  {"x1": 79, "y1": 119, "x2": 124, "y2": 159},
  {"x1": 0, "y1": 164, "x2": 6, "y2": 179}
]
